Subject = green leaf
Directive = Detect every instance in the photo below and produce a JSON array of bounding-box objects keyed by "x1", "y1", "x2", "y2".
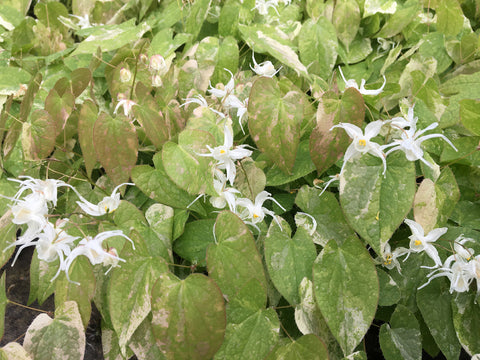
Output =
[
  {"x1": 298, "y1": 18, "x2": 338, "y2": 79},
  {"x1": 214, "y1": 309, "x2": 280, "y2": 360},
  {"x1": 131, "y1": 162, "x2": 206, "y2": 215},
  {"x1": 227, "y1": 278, "x2": 267, "y2": 324},
  {"x1": 264, "y1": 218, "x2": 317, "y2": 305},
  {"x1": 0, "y1": 66, "x2": 31, "y2": 95},
  {"x1": 313, "y1": 236, "x2": 379, "y2": 356},
  {"x1": 340, "y1": 151, "x2": 416, "y2": 256},
  {"x1": 309, "y1": 89, "x2": 365, "y2": 176},
  {"x1": 211, "y1": 36, "x2": 239, "y2": 86},
  {"x1": 379, "y1": 304, "x2": 422, "y2": 360},
  {"x1": 417, "y1": 278, "x2": 461, "y2": 360},
  {"x1": 440, "y1": 71, "x2": 480, "y2": 128},
  {"x1": 108, "y1": 251, "x2": 168, "y2": 355},
  {"x1": 23, "y1": 301, "x2": 85, "y2": 360},
  {"x1": 28, "y1": 253, "x2": 58, "y2": 306},
  {"x1": 333, "y1": 0, "x2": 360, "y2": 49},
  {"x1": 72, "y1": 19, "x2": 151, "y2": 55},
  {"x1": 151, "y1": 273, "x2": 226, "y2": 360},
  {"x1": 145, "y1": 203, "x2": 175, "y2": 250},
  {"x1": 451, "y1": 292, "x2": 480, "y2": 355},
  {"x1": 377, "y1": 268, "x2": 401, "y2": 307},
  {"x1": 450, "y1": 200, "x2": 480, "y2": 229},
  {"x1": 184, "y1": 0, "x2": 212, "y2": 41},
  {"x1": 148, "y1": 28, "x2": 191, "y2": 58},
  {"x1": 207, "y1": 211, "x2": 267, "y2": 303},
  {"x1": 22, "y1": 110, "x2": 56, "y2": 160},
  {"x1": 0, "y1": 223, "x2": 18, "y2": 269},
  {"x1": 376, "y1": 0, "x2": 420, "y2": 38},
  {"x1": 44, "y1": 88, "x2": 74, "y2": 138},
  {"x1": 436, "y1": 0, "x2": 464, "y2": 36},
  {"x1": 265, "y1": 140, "x2": 316, "y2": 186},
  {"x1": 238, "y1": 24, "x2": 309, "y2": 77},
  {"x1": 0, "y1": 272, "x2": 6, "y2": 340},
  {"x1": 264, "y1": 334, "x2": 328, "y2": 360},
  {"x1": 173, "y1": 219, "x2": 216, "y2": 267},
  {"x1": 248, "y1": 77, "x2": 303, "y2": 174},
  {"x1": 54, "y1": 257, "x2": 95, "y2": 329},
  {"x1": 93, "y1": 112, "x2": 138, "y2": 187},
  {"x1": 218, "y1": 0, "x2": 240, "y2": 37},
  {"x1": 460, "y1": 99, "x2": 480, "y2": 136},
  {"x1": 295, "y1": 185, "x2": 355, "y2": 247},
  {"x1": 162, "y1": 129, "x2": 216, "y2": 196}
]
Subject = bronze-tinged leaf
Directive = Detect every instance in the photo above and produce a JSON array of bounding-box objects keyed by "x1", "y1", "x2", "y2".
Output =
[
  {"x1": 78, "y1": 100, "x2": 98, "y2": 178},
  {"x1": 70, "y1": 68, "x2": 92, "y2": 98},
  {"x1": 248, "y1": 77, "x2": 303, "y2": 175},
  {"x1": 309, "y1": 88, "x2": 364, "y2": 175},
  {"x1": 44, "y1": 88, "x2": 75, "y2": 138},
  {"x1": 133, "y1": 106, "x2": 170, "y2": 149},
  {"x1": 93, "y1": 112, "x2": 138, "y2": 187},
  {"x1": 19, "y1": 72, "x2": 42, "y2": 123},
  {"x1": 22, "y1": 109, "x2": 56, "y2": 160}
]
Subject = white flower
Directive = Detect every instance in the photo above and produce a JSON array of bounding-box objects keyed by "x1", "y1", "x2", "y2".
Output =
[
  {"x1": 70, "y1": 14, "x2": 93, "y2": 29},
  {"x1": 210, "y1": 170, "x2": 240, "y2": 212},
  {"x1": 382, "y1": 120, "x2": 457, "y2": 169},
  {"x1": 10, "y1": 193, "x2": 48, "y2": 227},
  {"x1": 330, "y1": 121, "x2": 387, "y2": 175},
  {"x1": 252, "y1": 0, "x2": 280, "y2": 15},
  {"x1": 8, "y1": 176, "x2": 75, "y2": 206},
  {"x1": 76, "y1": 183, "x2": 133, "y2": 217},
  {"x1": 236, "y1": 191, "x2": 286, "y2": 229},
  {"x1": 198, "y1": 125, "x2": 252, "y2": 185},
  {"x1": 314, "y1": 174, "x2": 340, "y2": 197},
  {"x1": 180, "y1": 94, "x2": 226, "y2": 118},
  {"x1": 404, "y1": 219, "x2": 447, "y2": 268},
  {"x1": 381, "y1": 242, "x2": 409, "y2": 273},
  {"x1": 338, "y1": 67, "x2": 386, "y2": 96},
  {"x1": 63, "y1": 230, "x2": 135, "y2": 284},
  {"x1": 114, "y1": 94, "x2": 137, "y2": 117},
  {"x1": 250, "y1": 52, "x2": 281, "y2": 77},
  {"x1": 149, "y1": 55, "x2": 167, "y2": 73},
  {"x1": 388, "y1": 104, "x2": 417, "y2": 130},
  {"x1": 294, "y1": 212, "x2": 317, "y2": 236}
]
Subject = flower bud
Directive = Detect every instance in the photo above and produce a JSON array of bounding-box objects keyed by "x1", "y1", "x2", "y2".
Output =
[
  {"x1": 149, "y1": 54, "x2": 166, "y2": 72},
  {"x1": 151, "y1": 74, "x2": 162, "y2": 87},
  {"x1": 139, "y1": 53, "x2": 148, "y2": 64},
  {"x1": 119, "y1": 67, "x2": 132, "y2": 83}
]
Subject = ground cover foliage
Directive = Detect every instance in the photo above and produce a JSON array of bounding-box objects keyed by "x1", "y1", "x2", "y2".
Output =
[{"x1": 0, "y1": 0, "x2": 480, "y2": 359}]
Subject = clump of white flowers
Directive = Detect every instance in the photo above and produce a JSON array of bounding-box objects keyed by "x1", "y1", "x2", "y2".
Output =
[{"x1": 2, "y1": 177, "x2": 135, "y2": 283}]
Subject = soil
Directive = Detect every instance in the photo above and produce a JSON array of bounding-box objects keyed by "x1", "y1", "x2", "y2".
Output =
[{"x1": 0, "y1": 246, "x2": 103, "y2": 359}]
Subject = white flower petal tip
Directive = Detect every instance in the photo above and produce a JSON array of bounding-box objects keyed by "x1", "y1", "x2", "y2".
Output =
[
  {"x1": 76, "y1": 183, "x2": 133, "y2": 217},
  {"x1": 250, "y1": 52, "x2": 281, "y2": 78},
  {"x1": 338, "y1": 67, "x2": 386, "y2": 96},
  {"x1": 404, "y1": 219, "x2": 447, "y2": 268}
]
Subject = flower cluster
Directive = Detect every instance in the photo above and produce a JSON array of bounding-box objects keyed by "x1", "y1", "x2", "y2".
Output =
[
  {"x1": 196, "y1": 122, "x2": 285, "y2": 231},
  {"x1": 208, "y1": 69, "x2": 249, "y2": 133},
  {"x1": 327, "y1": 103, "x2": 457, "y2": 187},
  {"x1": 2, "y1": 177, "x2": 134, "y2": 283},
  {"x1": 382, "y1": 219, "x2": 480, "y2": 295}
]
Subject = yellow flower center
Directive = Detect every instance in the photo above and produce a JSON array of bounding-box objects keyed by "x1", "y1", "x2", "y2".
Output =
[
  {"x1": 358, "y1": 139, "x2": 366, "y2": 147},
  {"x1": 414, "y1": 240, "x2": 422, "y2": 246},
  {"x1": 253, "y1": 213, "x2": 259, "y2": 219},
  {"x1": 220, "y1": 149, "x2": 226, "y2": 154}
]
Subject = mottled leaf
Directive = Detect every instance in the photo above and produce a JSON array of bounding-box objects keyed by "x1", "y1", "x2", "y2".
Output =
[
  {"x1": 264, "y1": 217, "x2": 317, "y2": 305},
  {"x1": 162, "y1": 129, "x2": 216, "y2": 196},
  {"x1": 313, "y1": 236, "x2": 379, "y2": 356},
  {"x1": 23, "y1": 301, "x2": 85, "y2": 360},
  {"x1": 93, "y1": 112, "x2": 138, "y2": 187},
  {"x1": 417, "y1": 278, "x2": 461, "y2": 360},
  {"x1": 333, "y1": 0, "x2": 360, "y2": 49},
  {"x1": 451, "y1": 292, "x2": 480, "y2": 356},
  {"x1": 173, "y1": 219, "x2": 215, "y2": 267},
  {"x1": 214, "y1": 309, "x2": 280, "y2": 360},
  {"x1": 22, "y1": 110, "x2": 56, "y2": 160},
  {"x1": 78, "y1": 100, "x2": 98, "y2": 178},
  {"x1": 248, "y1": 77, "x2": 303, "y2": 174},
  {"x1": 264, "y1": 334, "x2": 328, "y2": 360},
  {"x1": 309, "y1": 88, "x2": 365, "y2": 176},
  {"x1": 207, "y1": 211, "x2": 267, "y2": 303},
  {"x1": 460, "y1": 99, "x2": 480, "y2": 136},
  {"x1": 151, "y1": 273, "x2": 226, "y2": 360},
  {"x1": 340, "y1": 151, "x2": 416, "y2": 256}
]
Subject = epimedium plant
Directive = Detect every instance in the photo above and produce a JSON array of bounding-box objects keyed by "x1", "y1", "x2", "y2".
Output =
[{"x1": 0, "y1": 0, "x2": 479, "y2": 359}]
